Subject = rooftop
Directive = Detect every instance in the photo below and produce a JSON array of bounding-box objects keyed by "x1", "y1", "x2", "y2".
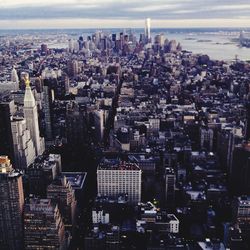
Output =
[
  {"x1": 61, "y1": 172, "x2": 87, "y2": 190},
  {"x1": 98, "y1": 161, "x2": 141, "y2": 171}
]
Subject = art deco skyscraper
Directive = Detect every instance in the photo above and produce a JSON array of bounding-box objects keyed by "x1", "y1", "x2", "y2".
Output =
[
  {"x1": 0, "y1": 156, "x2": 24, "y2": 250},
  {"x1": 23, "y1": 77, "x2": 45, "y2": 156},
  {"x1": 145, "y1": 18, "x2": 151, "y2": 42}
]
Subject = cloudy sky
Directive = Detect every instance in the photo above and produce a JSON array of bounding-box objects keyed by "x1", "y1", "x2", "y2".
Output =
[{"x1": 0, "y1": 0, "x2": 250, "y2": 29}]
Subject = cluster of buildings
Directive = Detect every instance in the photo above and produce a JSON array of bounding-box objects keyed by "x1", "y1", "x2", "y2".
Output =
[{"x1": 1, "y1": 18, "x2": 250, "y2": 249}]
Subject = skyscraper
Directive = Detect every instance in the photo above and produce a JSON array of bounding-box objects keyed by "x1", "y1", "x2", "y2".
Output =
[
  {"x1": 11, "y1": 116, "x2": 36, "y2": 169},
  {"x1": 24, "y1": 198, "x2": 66, "y2": 250},
  {"x1": 0, "y1": 98, "x2": 16, "y2": 165},
  {"x1": 11, "y1": 67, "x2": 19, "y2": 84},
  {"x1": 165, "y1": 168, "x2": 176, "y2": 207},
  {"x1": 145, "y1": 18, "x2": 151, "y2": 43},
  {"x1": 47, "y1": 176, "x2": 77, "y2": 234},
  {"x1": 0, "y1": 156, "x2": 24, "y2": 250},
  {"x1": 67, "y1": 59, "x2": 79, "y2": 77},
  {"x1": 66, "y1": 101, "x2": 88, "y2": 150},
  {"x1": 23, "y1": 76, "x2": 45, "y2": 155}
]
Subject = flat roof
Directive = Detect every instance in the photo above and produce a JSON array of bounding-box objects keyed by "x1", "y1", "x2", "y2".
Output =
[
  {"x1": 98, "y1": 162, "x2": 141, "y2": 171},
  {"x1": 62, "y1": 172, "x2": 87, "y2": 190}
]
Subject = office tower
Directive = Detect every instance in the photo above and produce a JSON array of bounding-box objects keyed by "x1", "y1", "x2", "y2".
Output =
[
  {"x1": 165, "y1": 168, "x2": 176, "y2": 207},
  {"x1": 231, "y1": 143, "x2": 250, "y2": 195},
  {"x1": 66, "y1": 101, "x2": 88, "y2": 150},
  {"x1": 94, "y1": 109, "x2": 109, "y2": 142},
  {"x1": 0, "y1": 156, "x2": 24, "y2": 250},
  {"x1": 217, "y1": 127, "x2": 243, "y2": 173},
  {"x1": 43, "y1": 84, "x2": 53, "y2": 140},
  {"x1": 24, "y1": 198, "x2": 66, "y2": 250},
  {"x1": 41, "y1": 43, "x2": 48, "y2": 55},
  {"x1": 154, "y1": 34, "x2": 165, "y2": 47},
  {"x1": 68, "y1": 39, "x2": 74, "y2": 53},
  {"x1": 42, "y1": 77, "x2": 56, "y2": 140},
  {"x1": 11, "y1": 67, "x2": 19, "y2": 84},
  {"x1": 47, "y1": 176, "x2": 77, "y2": 234},
  {"x1": 11, "y1": 116, "x2": 36, "y2": 169},
  {"x1": 67, "y1": 59, "x2": 79, "y2": 77},
  {"x1": 101, "y1": 37, "x2": 107, "y2": 50},
  {"x1": 145, "y1": 18, "x2": 151, "y2": 42},
  {"x1": 23, "y1": 77, "x2": 45, "y2": 156},
  {"x1": 112, "y1": 33, "x2": 117, "y2": 42},
  {"x1": 34, "y1": 76, "x2": 43, "y2": 93},
  {"x1": 0, "y1": 98, "x2": 16, "y2": 165},
  {"x1": 168, "y1": 40, "x2": 178, "y2": 52},
  {"x1": 26, "y1": 154, "x2": 62, "y2": 197},
  {"x1": 97, "y1": 162, "x2": 142, "y2": 204},
  {"x1": 200, "y1": 127, "x2": 214, "y2": 151},
  {"x1": 78, "y1": 36, "x2": 84, "y2": 50}
]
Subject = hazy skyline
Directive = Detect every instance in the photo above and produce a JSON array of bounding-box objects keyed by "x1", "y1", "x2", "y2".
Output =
[{"x1": 0, "y1": 0, "x2": 250, "y2": 29}]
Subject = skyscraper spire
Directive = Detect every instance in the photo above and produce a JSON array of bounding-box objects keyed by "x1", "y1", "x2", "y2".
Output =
[{"x1": 24, "y1": 77, "x2": 36, "y2": 108}]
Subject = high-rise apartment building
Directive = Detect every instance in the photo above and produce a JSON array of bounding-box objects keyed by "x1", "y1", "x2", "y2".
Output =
[
  {"x1": 24, "y1": 198, "x2": 66, "y2": 250},
  {"x1": 23, "y1": 77, "x2": 45, "y2": 156},
  {"x1": 0, "y1": 156, "x2": 24, "y2": 250},
  {"x1": 97, "y1": 161, "x2": 142, "y2": 204}
]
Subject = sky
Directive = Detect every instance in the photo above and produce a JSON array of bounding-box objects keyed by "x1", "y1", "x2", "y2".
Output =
[{"x1": 0, "y1": 0, "x2": 250, "y2": 29}]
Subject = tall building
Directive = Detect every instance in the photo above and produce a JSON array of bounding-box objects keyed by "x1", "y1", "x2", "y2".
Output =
[
  {"x1": 200, "y1": 127, "x2": 214, "y2": 151},
  {"x1": 165, "y1": 168, "x2": 176, "y2": 207},
  {"x1": 11, "y1": 67, "x2": 19, "y2": 84},
  {"x1": 97, "y1": 161, "x2": 142, "y2": 204},
  {"x1": 11, "y1": 116, "x2": 36, "y2": 169},
  {"x1": 0, "y1": 98, "x2": 16, "y2": 164},
  {"x1": 26, "y1": 154, "x2": 62, "y2": 197},
  {"x1": 145, "y1": 18, "x2": 151, "y2": 43},
  {"x1": 24, "y1": 198, "x2": 66, "y2": 250},
  {"x1": 23, "y1": 77, "x2": 45, "y2": 156},
  {"x1": 47, "y1": 176, "x2": 77, "y2": 235},
  {"x1": 42, "y1": 77, "x2": 57, "y2": 140},
  {"x1": 231, "y1": 143, "x2": 250, "y2": 195},
  {"x1": 41, "y1": 44, "x2": 48, "y2": 55},
  {"x1": 94, "y1": 109, "x2": 109, "y2": 142},
  {"x1": 66, "y1": 101, "x2": 88, "y2": 149},
  {"x1": 0, "y1": 156, "x2": 24, "y2": 250},
  {"x1": 67, "y1": 60, "x2": 79, "y2": 77}
]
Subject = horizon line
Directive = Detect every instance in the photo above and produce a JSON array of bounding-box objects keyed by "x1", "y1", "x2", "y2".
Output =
[{"x1": 0, "y1": 27, "x2": 250, "y2": 31}]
